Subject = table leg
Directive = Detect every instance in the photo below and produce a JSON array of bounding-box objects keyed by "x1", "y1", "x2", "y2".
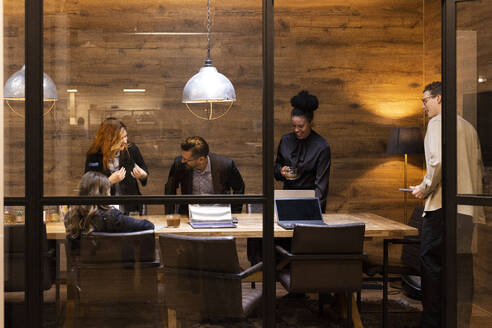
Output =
[
  {"x1": 352, "y1": 293, "x2": 363, "y2": 328},
  {"x1": 168, "y1": 308, "x2": 178, "y2": 328},
  {"x1": 56, "y1": 240, "x2": 61, "y2": 316}
]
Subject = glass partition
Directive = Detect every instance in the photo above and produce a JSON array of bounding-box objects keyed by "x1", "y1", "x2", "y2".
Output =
[
  {"x1": 42, "y1": 0, "x2": 263, "y2": 200},
  {"x1": 39, "y1": 0, "x2": 265, "y2": 325},
  {"x1": 456, "y1": 0, "x2": 492, "y2": 198},
  {"x1": 3, "y1": 0, "x2": 25, "y2": 197},
  {"x1": 454, "y1": 2, "x2": 492, "y2": 326}
]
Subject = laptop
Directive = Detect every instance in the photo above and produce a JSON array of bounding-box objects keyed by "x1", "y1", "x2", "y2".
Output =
[
  {"x1": 188, "y1": 204, "x2": 237, "y2": 229},
  {"x1": 275, "y1": 197, "x2": 326, "y2": 230}
]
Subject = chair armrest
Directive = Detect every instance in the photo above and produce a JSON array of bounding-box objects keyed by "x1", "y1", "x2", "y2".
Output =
[
  {"x1": 238, "y1": 262, "x2": 263, "y2": 279},
  {"x1": 275, "y1": 245, "x2": 293, "y2": 258}
]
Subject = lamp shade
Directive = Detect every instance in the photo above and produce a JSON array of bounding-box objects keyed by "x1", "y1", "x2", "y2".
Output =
[
  {"x1": 182, "y1": 65, "x2": 236, "y2": 103},
  {"x1": 4, "y1": 65, "x2": 58, "y2": 101},
  {"x1": 387, "y1": 127, "x2": 424, "y2": 155}
]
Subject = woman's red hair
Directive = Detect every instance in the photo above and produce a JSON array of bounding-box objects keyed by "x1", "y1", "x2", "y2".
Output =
[{"x1": 87, "y1": 119, "x2": 124, "y2": 170}]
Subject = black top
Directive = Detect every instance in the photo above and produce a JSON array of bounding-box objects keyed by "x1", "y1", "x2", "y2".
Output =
[
  {"x1": 67, "y1": 207, "x2": 154, "y2": 252},
  {"x1": 165, "y1": 153, "x2": 245, "y2": 214},
  {"x1": 274, "y1": 130, "x2": 331, "y2": 212},
  {"x1": 91, "y1": 208, "x2": 154, "y2": 232},
  {"x1": 85, "y1": 143, "x2": 148, "y2": 214}
]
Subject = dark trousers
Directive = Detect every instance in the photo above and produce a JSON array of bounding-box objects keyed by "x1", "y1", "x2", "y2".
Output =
[
  {"x1": 420, "y1": 209, "x2": 443, "y2": 328},
  {"x1": 420, "y1": 210, "x2": 474, "y2": 328}
]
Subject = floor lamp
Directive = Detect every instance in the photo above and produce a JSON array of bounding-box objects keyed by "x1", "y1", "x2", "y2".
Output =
[{"x1": 387, "y1": 127, "x2": 424, "y2": 224}]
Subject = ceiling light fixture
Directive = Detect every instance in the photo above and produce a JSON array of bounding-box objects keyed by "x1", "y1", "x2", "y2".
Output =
[
  {"x1": 3, "y1": 65, "x2": 58, "y2": 118},
  {"x1": 182, "y1": 0, "x2": 236, "y2": 120}
]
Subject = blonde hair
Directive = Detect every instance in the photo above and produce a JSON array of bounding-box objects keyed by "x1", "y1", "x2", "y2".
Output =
[{"x1": 66, "y1": 171, "x2": 111, "y2": 238}]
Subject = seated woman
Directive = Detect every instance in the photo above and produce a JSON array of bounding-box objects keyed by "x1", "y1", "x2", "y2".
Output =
[{"x1": 66, "y1": 171, "x2": 154, "y2": 246}]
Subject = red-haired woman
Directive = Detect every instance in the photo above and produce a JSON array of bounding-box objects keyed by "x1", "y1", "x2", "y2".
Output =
[{"x1": 85, "y1": 118, "x2": 148, "y2": 214}]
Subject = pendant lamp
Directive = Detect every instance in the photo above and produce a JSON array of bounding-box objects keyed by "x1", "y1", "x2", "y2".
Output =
[
  {"x1": 182, "y1": 0, "x2": 236, "y2": 120},
  {"x1": 3, "y1": 65, "x2": 58, "y2": 118}
]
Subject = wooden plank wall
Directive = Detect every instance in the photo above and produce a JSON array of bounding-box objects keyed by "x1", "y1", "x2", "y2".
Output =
[{"x1": 3, "y1": 0, "x2": 427, "y2": 222}]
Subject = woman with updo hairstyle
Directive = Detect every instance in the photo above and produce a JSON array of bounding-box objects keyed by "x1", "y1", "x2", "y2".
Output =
[
  {"x1": 85, "y1": 118, "x2": 148, "y2": 214},
  {"x1": 274, "y1": 90, "x2": 331, "y2": 211},
  {"x1": 65, "y1": 171, "x2": 154, "y2": 247}
]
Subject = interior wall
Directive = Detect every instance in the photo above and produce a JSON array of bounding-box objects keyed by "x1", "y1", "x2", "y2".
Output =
[{"x1": 3, "y1": 0, "x2": 426, "y2": 221}]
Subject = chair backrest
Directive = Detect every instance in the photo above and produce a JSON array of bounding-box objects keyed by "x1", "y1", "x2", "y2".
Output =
[
  {"x1": 160, "y1": 233, "x2": 241, "y2": 273},
  {"x1": 292, "y1": 223, "x2": 365, "y2": 254},
  {"x1": 76, "y1": 230, "x2": 158, "y2": 305},
  {"x1": 4, "y1": 224, "x2": 55, "y2": 292},
  {"x1": 80, "y1": 229, "x2": 155, "y2": 263},
  {"x1": 288, "y1": 223, "x2": 365, "y2": 293},
  {"x1": 159, "y1": 233, "x2": 244, "y2": 318}
]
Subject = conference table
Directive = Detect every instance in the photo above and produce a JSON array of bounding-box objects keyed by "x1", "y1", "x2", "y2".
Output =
[
  {"x1": 46, "y1": 212, "x2": 417, "y2": 328},
  {"x1": 46, "y1": 212, "x2": 417, "y2": 239}
]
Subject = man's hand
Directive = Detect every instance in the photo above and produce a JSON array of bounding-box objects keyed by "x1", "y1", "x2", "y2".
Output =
[
  {"x1": 109, "y1": 167, "x2": 126, "y2": 184},
  {"x1": 410, "y1": 185, "x2": 426, "y2": 199},
  {"x1": 131, "y1": 164, "x2": 148, "y2": 181}
]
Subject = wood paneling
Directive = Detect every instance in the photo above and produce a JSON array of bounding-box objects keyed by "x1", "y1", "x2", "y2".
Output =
[{"x1": 4, "y1": 0, "x2": 427, "y2": 222}]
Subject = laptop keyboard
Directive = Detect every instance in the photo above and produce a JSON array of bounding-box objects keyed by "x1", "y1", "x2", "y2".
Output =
[
  {"x1": 191, "y1": 221, "x2": 236, "y2": 228},
  {"x1": 279, "y1": 221, "x2": 327, "y2": 229}
]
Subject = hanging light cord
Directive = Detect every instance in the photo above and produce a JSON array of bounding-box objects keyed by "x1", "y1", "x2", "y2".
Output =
[{"x1": 205, "y1": 0, "x2": 212, "y2": 65}]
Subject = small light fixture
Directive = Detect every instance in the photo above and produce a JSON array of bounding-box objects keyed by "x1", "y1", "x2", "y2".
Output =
[
  {"x1": 182, "y1": 0, "x2": 236, "y2": 120},
  {"x1": 123, "y1": 88, "x2": 146, "y2": 93},
  {"x1": 66, "y1": 89, "x2": 78, "y2": 93},
  {"x1": 478, "y1": 75, "x2": 487, "y2": 84},
  {"x1": 3, "y1": 65, "x2": 58, "y2": 117}
]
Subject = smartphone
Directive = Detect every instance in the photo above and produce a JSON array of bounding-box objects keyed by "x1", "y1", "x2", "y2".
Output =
[{"x1": 398, "y1": 188, "x2": 413, "y2": 192}]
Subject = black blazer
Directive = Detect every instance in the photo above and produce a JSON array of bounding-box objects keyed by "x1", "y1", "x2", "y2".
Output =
[
  {"x1": 85, "y1": 143, "x2": 148, "y2": 213},
  {"x1": 165, "y1": 153, "x2": 245, "y2": 214}
]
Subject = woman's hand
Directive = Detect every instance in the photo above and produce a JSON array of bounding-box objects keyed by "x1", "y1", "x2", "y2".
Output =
[
  {"x1": 280, "y1": 166, "x2": 290, "y2": 178},
  {"x1": 109, "y1": 167, "x2": 126, "y2": 184},
  {"x1": 131, "y1": 164, "x2": 148, "y2": 181}
]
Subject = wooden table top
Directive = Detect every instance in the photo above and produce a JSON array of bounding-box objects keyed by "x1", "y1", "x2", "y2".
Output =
[{"x1": 47, "y1": 212, "x2": 417, "y2": 240}]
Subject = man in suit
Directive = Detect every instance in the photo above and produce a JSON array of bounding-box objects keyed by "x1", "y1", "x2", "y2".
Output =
[{"x1": 165, "y1": 136, "x2": 245, "y2": 214}]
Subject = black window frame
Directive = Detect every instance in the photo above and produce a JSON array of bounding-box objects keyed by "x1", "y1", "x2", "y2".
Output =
[{"x1": 5, "y1": 0, "x2": 276, "y2": 327}]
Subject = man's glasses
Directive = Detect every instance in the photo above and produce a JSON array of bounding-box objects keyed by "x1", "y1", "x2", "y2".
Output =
[
  {"x1": 181, "y1": 156, "x2": 196, "y2": 164},
  {"x1": 422, "y1": 96, "x2": 434, "y2": 105}
]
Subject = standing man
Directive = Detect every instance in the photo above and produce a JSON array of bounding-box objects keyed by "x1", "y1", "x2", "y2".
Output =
[
  {"x1": 410, "y1": 81, "x2": 484, "y2": 327},
  {"x1": 165, "y1": 136, "x2": 245, "y2": 214}
]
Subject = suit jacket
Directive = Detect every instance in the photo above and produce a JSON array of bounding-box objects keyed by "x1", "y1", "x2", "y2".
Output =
[
  {"x1": 165, "y1": 153, "x2": 245, "y2": 214},
  {"x1": 85, "y1": 143, "x2": 148, "y2": 213}
]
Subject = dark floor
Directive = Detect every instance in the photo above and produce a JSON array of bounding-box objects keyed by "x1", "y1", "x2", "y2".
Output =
[
  {"x1": 8, "y1": 281, "x2": 492, "y2": 327},
  {"x1": 29, "y1": 282, "x2": 422, "y2": 328}
]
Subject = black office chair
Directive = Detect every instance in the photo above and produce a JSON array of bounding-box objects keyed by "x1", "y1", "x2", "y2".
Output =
[
  {"x1": 159, "y1": 233, "x2": 263, "y2": 323},
  {"x1": 66, "y1": 230, "x2": 159, "y2": 325},
  {"x1": 4, "y1": 223, "x2": 56, "y2": 328},
  {"x1": 363, "y1": 205, "x2": 423, "y2": 328},
  {"x1": 276, "y1": 223, "x2": 366, "y2": 328}
]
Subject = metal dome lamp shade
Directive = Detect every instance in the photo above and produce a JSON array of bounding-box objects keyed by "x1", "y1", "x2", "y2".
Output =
[
  {"x1": 182, "y1": 0, "x2": 236, "y2": 120},
  {"x1": 3, "y1": 65, "x2": 58, "y2": 118}
]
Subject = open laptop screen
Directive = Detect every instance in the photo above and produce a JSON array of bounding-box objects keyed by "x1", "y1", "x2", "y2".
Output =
[{"x1": 275, "y1": 198, "x2": 323, "y2": 222}]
